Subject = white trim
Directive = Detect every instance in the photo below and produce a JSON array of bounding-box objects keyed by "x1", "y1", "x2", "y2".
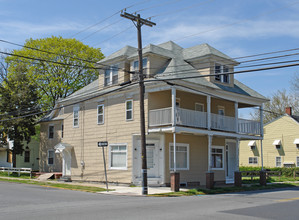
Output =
[
  {"x1": 169, "y1": 142, "x2": 189, "y2": 170},
  {"x1": 97, "y1": 104, "x2": 104, "y2": 125},
  {"x1": 293, "y1": 139, "x2": 299, "y2": 144},
  {"x1": 248, "y1": 140, "x2": 256, "y2": 147},
  {"x1": 73, "y1": 106, "x2": 79, "y2": 128},
  {"x1": 211, "y1": 145, "x2": 224, "y2": 170},
  {"x1": 108, "y1": 144, "x2": 128, "y2": 170},
  {"x1": 125, "y1": 99, "x2": 133, "y2": 121}
]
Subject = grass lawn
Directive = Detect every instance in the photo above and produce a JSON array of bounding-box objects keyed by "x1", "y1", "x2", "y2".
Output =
[{"x1": 0, "y1": 176, "x2": 109, "y2": 193}]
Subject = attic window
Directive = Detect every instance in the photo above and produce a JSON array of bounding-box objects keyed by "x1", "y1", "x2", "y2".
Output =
[
  {"x1": 272, "y1": 140, "x2": 281, "y2": 149},
  {"x1": 104, "y1": 64, "x2": 118, "y2": 86},
  {"x1": 215, "y1": 63, "x2": 229, "y2": 83}
]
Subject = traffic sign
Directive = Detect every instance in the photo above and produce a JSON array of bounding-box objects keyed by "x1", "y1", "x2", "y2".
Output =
[{"x1": 98, "y1": 141, "x2": 108, "y2": 147}]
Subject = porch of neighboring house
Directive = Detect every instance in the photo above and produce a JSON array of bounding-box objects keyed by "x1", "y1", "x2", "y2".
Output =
[{"x1": 146, "y1": 87, "x2": 263, "y2": 187}]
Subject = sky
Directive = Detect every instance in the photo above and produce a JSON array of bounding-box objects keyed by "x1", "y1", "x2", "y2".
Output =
[{"x1": 0, "y1": 0, "x2": 298, "y2": 117}]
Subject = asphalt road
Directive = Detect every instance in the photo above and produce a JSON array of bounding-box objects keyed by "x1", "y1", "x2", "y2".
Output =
[{"x1": 0, "y1": 181, "x2": 298, "y2": 220}]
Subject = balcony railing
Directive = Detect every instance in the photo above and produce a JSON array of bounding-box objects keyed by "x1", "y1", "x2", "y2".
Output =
[{"x1": 149, "y1": 107, "x2": 261, "y2": 136}]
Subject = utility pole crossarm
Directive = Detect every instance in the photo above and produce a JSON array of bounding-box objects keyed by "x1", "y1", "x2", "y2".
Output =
[{"x1": 120, "y1": 12, "x2": 156, "y2": 27}]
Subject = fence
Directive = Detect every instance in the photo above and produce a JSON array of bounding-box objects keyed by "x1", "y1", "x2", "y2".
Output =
[
  {"x1": 240, "y1": 170, "x2": 282, "y2": 182},
  {"x1": 0, "y1": 167, "x2": 32, "y2": 178}
]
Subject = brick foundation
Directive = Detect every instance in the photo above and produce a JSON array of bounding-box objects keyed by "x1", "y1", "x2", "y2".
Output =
[{"x1": 170, "y1": 172, "x2": 180, "y2": 192}]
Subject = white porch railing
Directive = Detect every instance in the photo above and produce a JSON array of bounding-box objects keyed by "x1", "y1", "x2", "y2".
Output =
[
  {"x1": 0, "y1": 167, "x2": 32, "y2": 178},
  {"x1": 238, "y1": 119, "x2": 261, "y2": 135},
  {"x1": 149, "y1": 107, "x2": 172, "y2": 126},
  {"x1": 149, "y1": 107, "x2": 261, "y2": 136},
  {"x1": 210, "y1": 113, "x2": 236, "y2": 132},
  {"x1": 176, "y1": 108, "x2": 207, "y2": 128}
]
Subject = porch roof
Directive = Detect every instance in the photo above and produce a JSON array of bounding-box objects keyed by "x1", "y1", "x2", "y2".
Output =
[{"x1": 54, "y1": 143, "x2": 73, "y2": 153}]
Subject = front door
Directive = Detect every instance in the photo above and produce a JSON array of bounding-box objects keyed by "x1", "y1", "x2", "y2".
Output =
[
  {"x1": 145, "y1": 143, "x2": 159, "y2": 178},
  {"x1": 225, "y1": 142, "x2": 236, "y2": 182}
]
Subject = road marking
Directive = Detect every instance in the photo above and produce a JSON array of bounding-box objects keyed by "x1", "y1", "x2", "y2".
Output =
[{"x1": 277, "y1": 197, "x2": 299, "y2": 202}]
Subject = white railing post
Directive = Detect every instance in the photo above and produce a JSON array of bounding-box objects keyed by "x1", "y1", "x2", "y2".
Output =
[
  {"x1": 172, "y1": 87, "x2": 176, "y2": 127},
  {"x1": 207, "y1": 96, "x2": 211, "y2": 130},
  {"x1": 235, "y1": 102, "x2": 238, "y2": 133}
]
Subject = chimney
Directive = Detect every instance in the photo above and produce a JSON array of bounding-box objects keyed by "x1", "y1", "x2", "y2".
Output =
[{"x1": 285, "y1": 107, "x2": 292, "y2": 116}]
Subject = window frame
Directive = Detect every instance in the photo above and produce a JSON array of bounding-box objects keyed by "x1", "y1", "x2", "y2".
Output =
[
  {"x1": 248, "y1": 157, "x2": 258, "y2": 165},
  {"x1": 125, "y1": 100, "x2": 133, "y2": 121},
  {"x1": 276, "y1": 156, "x2": 282, "y2": 167},
  {"x1": 73, "y1": 106, "x2": 79, "y2": 128},
  {"x1": 24, "y1": 150, "x2": 30, "y2": 163},
  {"x1": 48, "y1": 149, "x2": 55, "y2": 165},
  {"x1": 195, "y1": 103, "x2": 204, "y2": 112},
  {"x1": 297, "y1": 156, "x2": 299, "y2": 167},
  {"x1": 109, "y1": 144, "x2": 128, "y2": 170},
  {"x1": 211, "y1": 146, "x2": 224, "y2": 170},
  {"x1": 214, "y1": 63, "x2": 229, "y2": 83},
  {"x1": 97, "y1": 104, "x2": 105, "y2": 125},
  {"x1": 48, "y1": 125, "x2": 54, "y2": 139},
  {"x1": 61, "y1": 123, "x2": 64, "y2": 139},
  {"x1": 104, "y1": 64, "x2": 119, "y2": 86},
  {"x1": 169, "y1": 143, "x2": 189, "y2": 170}
]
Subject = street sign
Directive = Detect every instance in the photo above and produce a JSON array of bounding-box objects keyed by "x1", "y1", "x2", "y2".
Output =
[{"x1": 98, "y1": 141, "x2": 108, "y2": 147}]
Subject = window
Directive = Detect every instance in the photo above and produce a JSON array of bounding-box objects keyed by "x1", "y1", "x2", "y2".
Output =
[
  {"x1": 126, "y1": 100, "x2": 133, "y2": 120},
  {"x1": 297, "y1": 156, "x2": 299, "y2": 167},
  {"x1": 133, "y1": 58, "x2": 148, "y2": 71},
  {"x1": 211, "y1": 147, "x2": 224, "y2": 169},
  {"x1": 97, "y1": 104, "x2": 104, "y2": 124},
  {"x1": 215, "y1": 63, "x2": 229, "y2": 83},
  {"x1": 170, "y1": 143, "x2": 189, "y2": 170},
  {"x1": 104, "y1": 65, "x2": 118, "y2": 86},
  {"x1": 48, "y1": 150, "x2": 54, "y2": 165},
  {"x1": 249, "y1": 157, "x2": 258, "y2": 165},
  {"x1": 73, "y1": 106, "x2": 79, "y2": 127},
  {"x1": 24, "y1": 151, "x2": 30, "y2": 163},
  {"x1": 61, "y1": 123, "x2": 64, "y2": 139},
  {"x1": 109, "y1": 145, "x2": 127, "y2": 169},
  {"x1": 276, "y1": 156, "x2": 282, "y2": 167},
  {"x1": 195, "y1": 103, "x2": 204, "y2": 112},
  {"x1": 48, "y1": 125, "x2": 54, "y2": 139}
]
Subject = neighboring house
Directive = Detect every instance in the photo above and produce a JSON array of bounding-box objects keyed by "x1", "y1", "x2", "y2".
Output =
[
  {"x1": 0, "y1": 137, "x2": 13, "y2": 167},
  {"x1": 39, "y1": 41, "x2": 267, "y2": 186},
  {"x1": 15, "y1": 138, "x2": 40, "y2": 170},
  {"x1": 240, "y1": 107, "x2": 299, "y2": 168}
]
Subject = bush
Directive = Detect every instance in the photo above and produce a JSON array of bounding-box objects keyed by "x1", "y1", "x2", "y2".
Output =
[{"x1": 240, "y1": 166, "x2": 299, "y2": 177}]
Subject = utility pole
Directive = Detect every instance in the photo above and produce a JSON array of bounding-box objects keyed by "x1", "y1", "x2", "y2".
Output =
[{"x1": 121, "y1": 12, "x2": 156, "y2": 195}]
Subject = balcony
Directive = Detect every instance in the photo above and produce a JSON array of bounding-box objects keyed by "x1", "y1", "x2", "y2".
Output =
[{"x1": 149, "y1": 107, "x2": 261, "y2": 136}]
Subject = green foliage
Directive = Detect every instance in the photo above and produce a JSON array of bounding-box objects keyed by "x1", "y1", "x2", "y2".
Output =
[
  {"x1": 240, "y1": 166, "x2": 299, "y2": 177},
  {"x1": 6, "y1": 36, "x2": 104, "y2": 111},
  {"x1": 0, "y1": 67, "x2": 39, "y2": 164}
]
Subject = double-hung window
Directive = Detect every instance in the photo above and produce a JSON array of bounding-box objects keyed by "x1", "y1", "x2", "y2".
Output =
[
  {"x1": 276, "y1": 156, "x2": 282, "y2": 167},
  {"x1": 48, "y1": 150, "x2": 54, "y2": 165},
  {"x1": 215, "y1": 63, "x2": 229, "y2": 83},
  {"x1": 109, "y1": 144, "x2": 127, "y2": 169},
  {"x1": 132, "y1": 58, "x2": 148, "y2": 80},
  {"x1": 126, "y1": 100, "x2": 133, "y2": 121},
  {"x1": 73, "y1": 106, "x2": 79, "y2": 127},
  {"x1": 104, "y1": 65, "x2": 118, "y2": 86},
  {"x1": 297, "y1": 156, "x2": 299, "y2": 167},
  {"x1": 211, "y1": 147, "x2": 224, "y2": 169},
  {"x1": 249, "y1": 157, "x2": 258, "y2": 165},
  {"x1": 170, "y1": 143, "x2": 189, "y2": 170},
  {"x1": 48, "y1": 125, "x2": 54, "y2": 139},
  {"x1": 24, "y1": 151, "x2": 30, "y2": 163},
  {"x1": 97, "y1": 104, "x2": 104, "y2": 124}
]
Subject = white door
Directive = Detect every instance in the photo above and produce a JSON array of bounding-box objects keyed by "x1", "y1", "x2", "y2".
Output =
[{"x1": 225, "y1": 142, "x2": 236, "y2": 180}]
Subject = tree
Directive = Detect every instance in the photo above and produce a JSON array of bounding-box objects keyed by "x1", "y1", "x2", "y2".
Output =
[
  {"x1": 0, "y1": 52, "x2": 8, "y2": 83},
  {"x1": 0, "y1": 64, "x2": 39, "y2": 167},
  {"x1": 6, "y1": 36, "x2": 104, "y2": 111},
  {"x1": 251, "y1": 89, "x2": 299, "y2": 124}
]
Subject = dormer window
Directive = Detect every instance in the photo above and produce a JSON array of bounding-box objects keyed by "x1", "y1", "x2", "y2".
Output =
[
  {"x1": 215, "y1": 63, "x2": 229, "y2": 83},
  {"x1": 104, "y1": 64, "x2": 118, "y2": 86},
  {"x1": 133, "y1": 58, "x2": 147, "y2": 71}
]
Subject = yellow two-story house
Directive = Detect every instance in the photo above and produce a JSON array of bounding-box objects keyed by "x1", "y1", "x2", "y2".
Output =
[{"x1": 39, "y1": 41, "x2": 267, "y2": 186}]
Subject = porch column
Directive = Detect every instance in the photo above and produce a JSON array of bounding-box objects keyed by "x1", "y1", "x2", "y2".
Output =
[
  {"x1": 260, "y1": 104, "x2": 264, "y2": 170},
  {"x1": 207, "y1": 96, "x2": 211, "y2": 130},
  {"x1": 171, "y1": 132, "x2": 180, "y2": 192},
  {"x1": 235, "y1": 102, "x2": 238, "y2": 133},
  {"x1": 235, "y1": 138, "x2": 240, "y2": 171},
  {"x1": 173, "y1": 132, "x2": 177, "y2": 172},
  {"x1": 208, "y1": 134, "x2": 213, "y2": 171},
  {"x1": 171, "y1": 87, "x2": 176, "y2": 127}
]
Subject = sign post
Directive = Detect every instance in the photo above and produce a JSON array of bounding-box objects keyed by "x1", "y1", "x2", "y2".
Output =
[{"x1": 98, "y1": 141, "x2": 108, "y2": 192}]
